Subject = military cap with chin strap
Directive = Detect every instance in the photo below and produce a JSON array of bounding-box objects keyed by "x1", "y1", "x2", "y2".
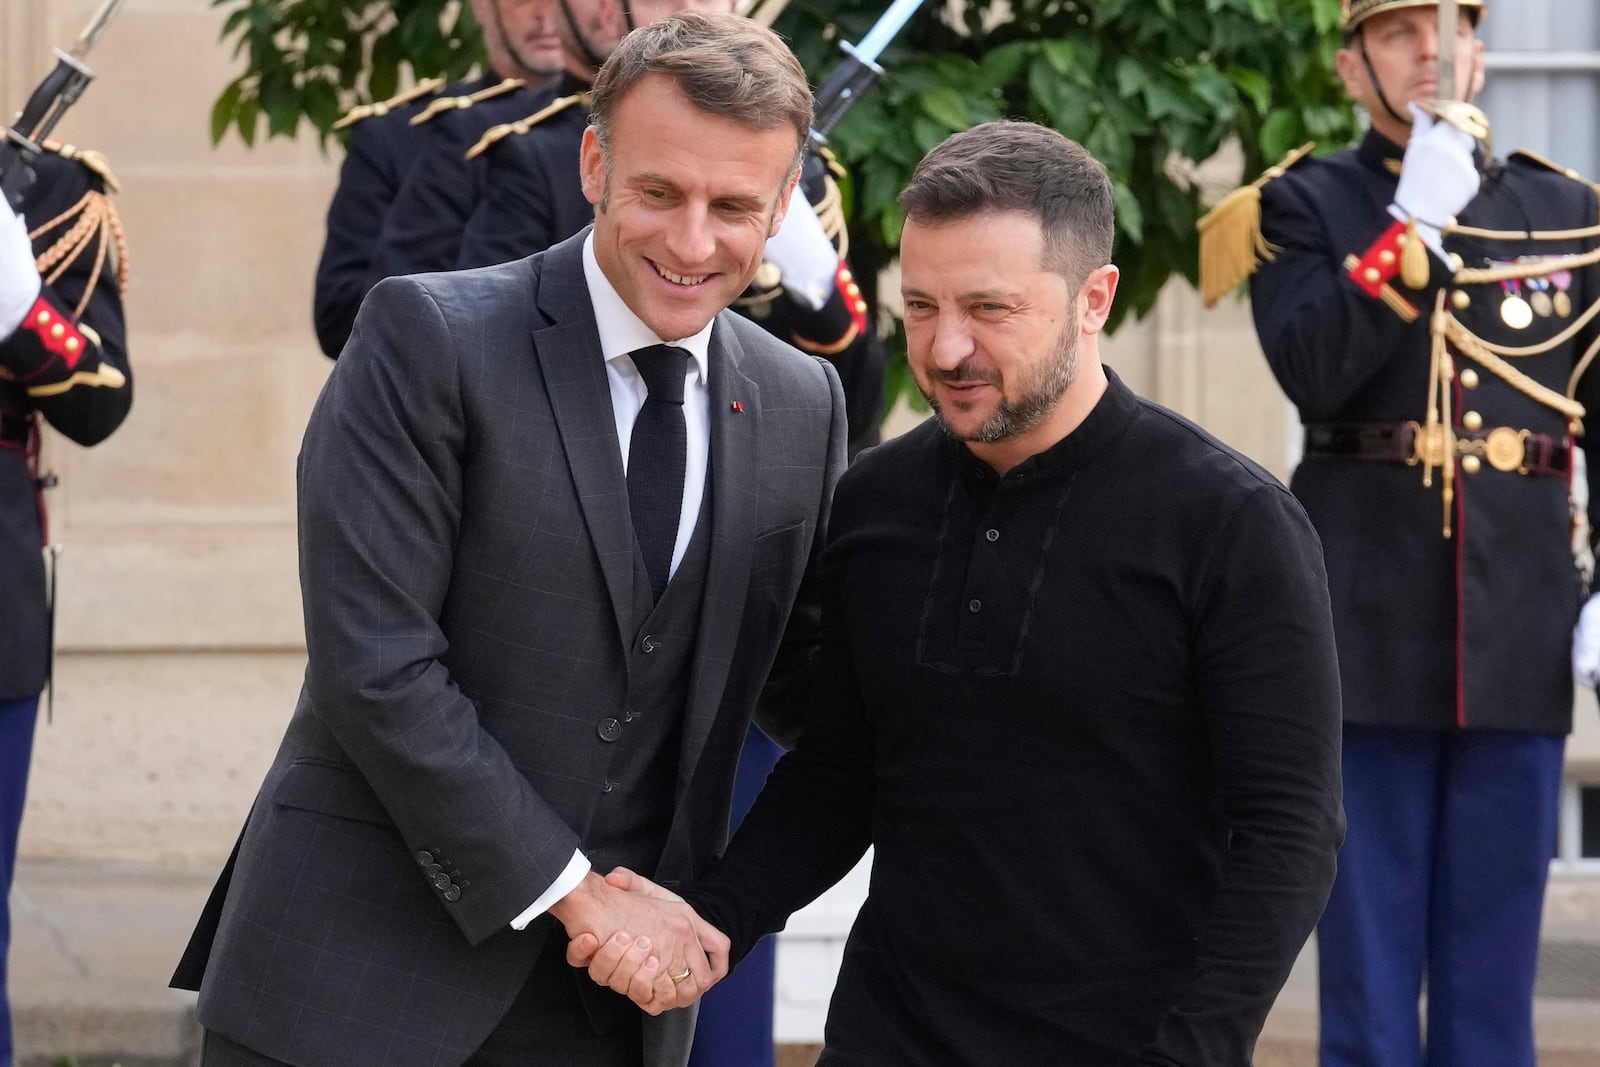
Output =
[{"x1": 1342, "y1": 0, "x2": 1484, "y2": 33}]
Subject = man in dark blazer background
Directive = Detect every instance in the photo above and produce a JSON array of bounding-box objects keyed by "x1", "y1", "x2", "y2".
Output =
[{"x1": 171, "y1": 13, "x2": 845, "y2": 1066}]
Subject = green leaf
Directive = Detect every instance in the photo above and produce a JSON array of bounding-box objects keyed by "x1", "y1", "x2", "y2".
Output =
[
  {"x1": 1229, "y1": 68, "x2": 1272, "y2": 115},
  {"x1": 1260, "y1": 107, "x2": 1300, "y2": 160},
  {"x1": 919, "y1": 87, "x2": 969, "y2": 132},
  {"x1": 210, "y1": 78, "x2": 242, "y2": 146},
  {"x1": 1112, "y1": 182, "x2": 1144, "y2": 244},
  {"x1": 234, "y1": 93, "x2": 259, "y2": 148}
]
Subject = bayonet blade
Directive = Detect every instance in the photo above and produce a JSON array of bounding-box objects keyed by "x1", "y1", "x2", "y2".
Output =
[
  {"x1": 1437, "y1": 0, "x2": 1459, "y2": 105},
  {"x1": 70, "y1": 0, "x2": 131, "y2": 60}
]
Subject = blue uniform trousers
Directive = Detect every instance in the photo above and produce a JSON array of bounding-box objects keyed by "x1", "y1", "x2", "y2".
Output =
[
  {"x1": 0, "y1": 696, "x2": 40, "y2": 1067},
  {"x1": 1318, "y1": 723, "x2": 1563, "y2": 1067},
  {"x1": 687, "y1": 725, "x2": 780, "y2": 1067}
]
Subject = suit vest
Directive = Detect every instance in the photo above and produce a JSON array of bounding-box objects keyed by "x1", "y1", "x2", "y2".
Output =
[{"x1": 582, "y1": 496, "x2": 712, "y2": 877}]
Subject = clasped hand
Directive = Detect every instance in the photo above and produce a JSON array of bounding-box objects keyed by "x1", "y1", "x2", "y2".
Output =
[{"x1": 552, "y1": 867, "x2": 728, "y2": 1015}]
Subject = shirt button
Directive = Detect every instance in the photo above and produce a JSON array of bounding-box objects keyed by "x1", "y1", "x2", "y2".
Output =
[
  {"x1": 985, "y1": 528, "x2": 999, "y2": 543},
  {"x1": 968, "y1": 599, "x2": 982, "y2": 614},
  {"x1": 597, "y1": 717, "x2": 622, "y2": 742}
]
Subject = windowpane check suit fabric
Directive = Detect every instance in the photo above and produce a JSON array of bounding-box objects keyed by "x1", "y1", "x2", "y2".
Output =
[
  {"x1": 628, "y1": 345, "x2": 691, "y2": 601},
  {"x1": 171, "y1": 230, "x2": 848, "y2": 1067}
]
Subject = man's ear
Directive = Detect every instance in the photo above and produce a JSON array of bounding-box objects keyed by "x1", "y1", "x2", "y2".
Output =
[
  {"x1": 1078, "y1": 264, "x2": 1120, "y2": 336},
  {"x1": 580, "y1": 126, "x2": 605, "y2": 209}
]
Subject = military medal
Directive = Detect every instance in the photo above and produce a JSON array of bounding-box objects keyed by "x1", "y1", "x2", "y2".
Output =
[
  {"x1": 1551, "y1": 269, "x2": 1573, "y2": 317},
  {"x1": 1529, "y1": 277, "x2": 1553, "y2": 317},
  {"x1": 1500, "y1": 279, "x2": 1533, "y2": 329}
]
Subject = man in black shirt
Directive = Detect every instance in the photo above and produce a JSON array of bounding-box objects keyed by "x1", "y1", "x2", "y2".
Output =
[{"x1": 572, "y1": 121, "x2": 1346, "y2": 1065}]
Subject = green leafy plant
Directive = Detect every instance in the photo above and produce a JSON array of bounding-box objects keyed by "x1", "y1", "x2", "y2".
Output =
[{"x1": 208, "y1": 0, "x2": 1356, "y2": 410}]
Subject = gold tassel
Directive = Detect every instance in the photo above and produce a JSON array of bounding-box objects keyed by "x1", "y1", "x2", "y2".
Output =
[
  {"x1": 1196, "y1": 141, "x2": 1315, "y2": 308},
  {"x1": 1400, "y1": 216, "x2": 1431, "y2": 290}
]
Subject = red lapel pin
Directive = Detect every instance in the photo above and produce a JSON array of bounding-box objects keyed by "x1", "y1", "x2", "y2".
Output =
[{"x1": 730, "y1": 401, "x2": 744, "y2": 413}]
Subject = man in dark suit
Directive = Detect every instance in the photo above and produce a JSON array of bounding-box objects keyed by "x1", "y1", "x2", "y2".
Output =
[
  {"x1": 173, "y1": 13, "x2": 845, "y2": 1066},
  {"x1": 311, "y1": 0, "x2": 564, "y2": 358}
]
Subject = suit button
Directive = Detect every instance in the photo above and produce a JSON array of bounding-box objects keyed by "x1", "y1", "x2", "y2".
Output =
[
  {"x1": 433, "y1": 872, "x2": 452, "y2": 890},
  {"x1": 968, "y1": 599, "x2": 982, "y2": 614},
  {"x1": 641, "y1": 635, "x2": 657, "y2": 653},
  {"x1": 597, "y1": 718, "x2": 622, "y2": 742},
  {"x1": 425, "y1": 863, "x2": 444, "y2": 877},
  {"x1": 443, "y1": 885, "x2": 461, "y2": 902},
  {"x1": 601, "y1": 778, "x2": 615, "y2": 793},
  {"x1": 416, "y1": 851, "x2": 434, "y2": 866},
  {"x1": 985, "y1": 528, "x2": 999, "y2": 543}
]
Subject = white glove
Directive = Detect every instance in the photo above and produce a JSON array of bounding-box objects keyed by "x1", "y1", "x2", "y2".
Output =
[
  {"x1": 762, "y1": 184, "x2": 840, "y2": 311},
  {"x1": 1389, "y1": 103, "x2": 1480, "y2": 264},
  {"x1": 1574, "y1": 592, "x2": 1600, "y2": 688},
  {"x1": 0, "y1": 202, "x2": 41, "y2": 340}
]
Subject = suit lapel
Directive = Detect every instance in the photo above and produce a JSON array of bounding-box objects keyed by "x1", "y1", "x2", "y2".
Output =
[
  {"x1": 678, "y1": 317, "x2": 760, "y2": 789},
  {"x1": 530, "y1": 234, "x2": 637, "y2": 651}
]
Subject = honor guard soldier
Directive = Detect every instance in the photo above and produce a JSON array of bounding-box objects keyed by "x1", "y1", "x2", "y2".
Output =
[
  {"x1": 0, "y1": 140, "x2": 131, "y2": 1067},
  {"x1": 311, "y1": 0, "x2": 563, "y2": 358},
  {"x1": 1199, "y1": 2, "x2": 1600, "y2": 1064}
]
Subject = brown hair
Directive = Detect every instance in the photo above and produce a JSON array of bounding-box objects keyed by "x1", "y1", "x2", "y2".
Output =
[
  {"x1": 898, "y1": 120, "x2": 1114, "y2": 285},
  {"x1": 589, "y1": 11, "x2": 812, "y2": 181}
]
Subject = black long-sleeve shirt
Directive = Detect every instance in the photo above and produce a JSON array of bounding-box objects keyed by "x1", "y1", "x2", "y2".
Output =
[{"x1": 687, "y1": 370, "x2": 1344, "y2": 1065}]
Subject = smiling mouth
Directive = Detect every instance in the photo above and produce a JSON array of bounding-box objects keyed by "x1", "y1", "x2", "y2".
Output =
[{"x1": 654, "y1": 262, "x2": 710, "y2": 287}]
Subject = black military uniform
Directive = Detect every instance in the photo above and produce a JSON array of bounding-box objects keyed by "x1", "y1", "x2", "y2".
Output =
[
  {"x1": 0, "y1": 141, "x2": 131, "y2": 1064},
  {"x1": 312, "y1": 74, "x2": 542, "y2": 358},
  {"x1": 457, "y1": 110, "x2": 885, "y2": 455},
  {"x1": 1202, "y1": 113, "x2": 1600, "y2": 1065},
  {"x1": 364, "y1": 74, "x2": 590, "y2": 285}
]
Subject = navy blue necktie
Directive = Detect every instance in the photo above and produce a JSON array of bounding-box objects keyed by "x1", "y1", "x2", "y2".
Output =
[{"x1": 628, "y1": 345, "x2": 690, "y2": 601}]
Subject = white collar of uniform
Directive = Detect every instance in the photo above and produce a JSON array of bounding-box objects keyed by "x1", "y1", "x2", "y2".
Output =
[{"x1": 582, "y1": 231, "x2": 711, "y2": 386}]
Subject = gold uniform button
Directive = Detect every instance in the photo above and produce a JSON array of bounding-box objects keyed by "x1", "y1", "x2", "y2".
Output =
[
  {"x1": 1461, "y1": 455, "x2": 1482, "y2": 474},
  {"x1": 1379, "y1": 250, "x2": 1396, "y2": 265},
  {"x1": 50, "y1": 324, "x2": 65, "y2": 339},
  {"x1": 1460, "y1": 368, "x2": 1479, "y2": 388},
  {"x1": 1363, "y1": 267, "x2": 1381, "y2": 284},
  {"x1": 65, "y1": 337, "x2": 79, "y2": 352},
  {"x1": 35, "y1": 309, "x2": 50, "y2": 326},
  {"x1": 1452, "y1": 290, "x2": 1471, "y2": 310},
  {"x1": 1462, "y1": 411, "x2": 1483, "y2": 431}
]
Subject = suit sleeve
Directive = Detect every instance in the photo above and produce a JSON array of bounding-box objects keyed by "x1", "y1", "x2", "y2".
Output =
[
  {"x1": 1251, "y1": 175, "x2": 1441, "y2": 420},
  {"x1": 1139, "y1": 485, "x2": 1344, "y2": 1065},
  {"x1": 297, "y1": 275, "x2": 583, "y2": 946}
]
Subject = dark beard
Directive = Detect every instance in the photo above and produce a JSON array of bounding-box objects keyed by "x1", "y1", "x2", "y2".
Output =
[{"x1": 923, "y1": 320, "x2": 1078, "y2": 445}]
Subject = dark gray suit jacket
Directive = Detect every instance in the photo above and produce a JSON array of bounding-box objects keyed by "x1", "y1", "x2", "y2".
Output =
[{"x1": 174, "y1": 231, "x2": 848, "y2": 1066}]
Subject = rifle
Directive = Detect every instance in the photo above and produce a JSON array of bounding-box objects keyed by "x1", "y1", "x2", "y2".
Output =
[
  {"x1": 809, "y1": 0, "x2": 928, "y2": 151},
  {"x1": 1, "y1": 0, "x2": 131, "y2": 209}
]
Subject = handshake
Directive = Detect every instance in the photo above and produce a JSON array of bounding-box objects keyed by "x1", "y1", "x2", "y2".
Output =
[{"x1": 548, "y1": 866, "x2": 730, "y2": 1016}]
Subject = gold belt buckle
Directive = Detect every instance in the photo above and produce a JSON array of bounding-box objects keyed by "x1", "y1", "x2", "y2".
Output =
[{"x1": 1483, "y1": 426, "x2": 1529, "y2": 473}]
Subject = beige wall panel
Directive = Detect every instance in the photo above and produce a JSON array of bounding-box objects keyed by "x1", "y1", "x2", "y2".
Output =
[{"x1": 18, "y1": 651, "x2": 305, "y2": 865}]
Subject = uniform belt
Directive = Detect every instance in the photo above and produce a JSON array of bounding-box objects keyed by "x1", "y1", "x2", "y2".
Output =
[
  {"x1": 0, "y1": 412, "x2": 29, "y2": 447},
  {"x1": 1303, "y1": 422, "x2": 1571, "y2": 477}
]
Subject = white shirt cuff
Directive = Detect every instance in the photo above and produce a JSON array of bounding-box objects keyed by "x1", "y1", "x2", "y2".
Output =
[{"x1": 510, "y1": 849, "x2": 590, "y2": 931}]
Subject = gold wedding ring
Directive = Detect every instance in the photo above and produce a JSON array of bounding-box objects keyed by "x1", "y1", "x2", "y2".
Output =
[{"x1": 669, "y1": 968, "x2": 693, "y2": 983}]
